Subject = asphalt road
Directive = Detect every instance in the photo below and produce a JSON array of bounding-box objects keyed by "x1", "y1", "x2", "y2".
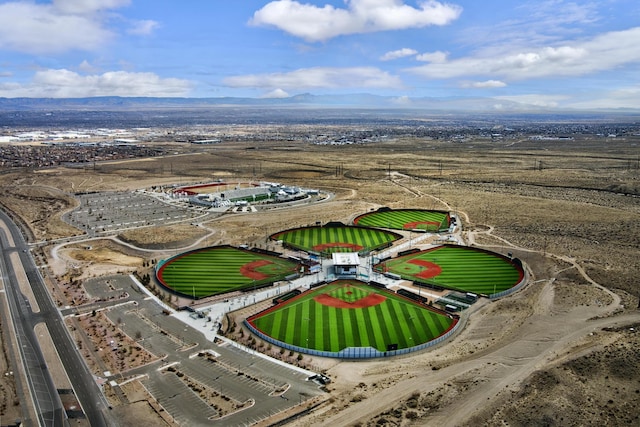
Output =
[{"x1": 0, "y1": 208, "x2": 113, "y2": 427}]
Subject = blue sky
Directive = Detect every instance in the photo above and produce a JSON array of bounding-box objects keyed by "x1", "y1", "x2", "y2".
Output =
[{"x1": 0, "y1": 0, "x2": 639, "y2": 109}]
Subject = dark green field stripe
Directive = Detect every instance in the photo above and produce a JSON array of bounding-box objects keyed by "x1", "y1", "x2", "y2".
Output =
[
  {"x1": 395, "y1": 304, "x2": 422, "y2": 347},
  {"x1": 323, "y1": 304, "x2": 333, "y2": 350},
  {"x1": 355, "y1": 306, "x2": 370, "y2": 347},
  {"x1": 348, "y1": 309, "x2": 363, "y2": 347},
  {"x1": 269, "y1": 310, "x2": 283, "y2": 339},
  {"x1": 380, "y1": 299, "x2": 406, "y2": 347},
  {"x1": 300, "y1": 301, "x2": 311, "y2": 347},
  {"x1": 335, "y1": 308, "x2": 347, "y2": 350},
  {"x1": 363, "y1": 307, "x2": 384, "y2": 350},
  {"x1": 374, "y1": 304, "x2": 392, "y2": 348},
  {"x1": 328, "y1": 307, "x2": 341, "y2": 351},
  {"x1": 311, "y1": 302, "x2": 322, "y2": 350},
  {"x1": 278, "y1": 308, "x2": 290, "y2": 341},
  {"x1": 285, "y1": 303, "x2": 300, "y2": 344},
  {"x1": 342, "y1": 309, "x2": 354, "y2": 347},
  {"x1": 362, "y1": 309, "x2": 376, "y2": 347}
]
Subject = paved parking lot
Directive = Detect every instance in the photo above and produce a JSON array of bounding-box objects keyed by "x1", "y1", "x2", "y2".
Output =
[
  {"x1": 80, "y1": 275, "x2": 325, "y2": 426},
  {"x1": 63, "y1": 191, "x2": 209, "y2": 236}
]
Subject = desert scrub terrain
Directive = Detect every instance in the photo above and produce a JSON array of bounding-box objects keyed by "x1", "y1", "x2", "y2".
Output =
[{"x1": 1, "y1": 134, "x2": 638, "y2": 427}]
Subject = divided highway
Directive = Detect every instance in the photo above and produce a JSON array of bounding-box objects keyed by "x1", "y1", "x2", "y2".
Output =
[{"x1": 0, "y1": 208, "x2": 112, "y2": 426}]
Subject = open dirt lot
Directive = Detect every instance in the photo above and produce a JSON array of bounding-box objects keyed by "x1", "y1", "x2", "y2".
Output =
[{"x1": 0, "y1": 133, "x2": 639, "y2": 426}]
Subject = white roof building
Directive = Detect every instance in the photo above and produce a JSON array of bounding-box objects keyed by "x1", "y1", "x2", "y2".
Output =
[
  {"x1": 332, "y1": 252, "x2": 360, "y2": 266},
  {"x1": 332, "y1": 252, "x2": 360, "y2": 277}
]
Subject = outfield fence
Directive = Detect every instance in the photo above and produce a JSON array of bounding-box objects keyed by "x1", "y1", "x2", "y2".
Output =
[
  {"x1": 243, "y1": 316, "x2": 460, "y2": 359},
  {"x1": 489, "y1": 266, "x2": 529, "y2": 299}
]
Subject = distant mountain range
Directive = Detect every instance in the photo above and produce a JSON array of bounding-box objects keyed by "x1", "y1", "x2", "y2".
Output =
[
  {"x1": 0, "y1": 94, "x2": 638, "y2": 115},
  {"x1": 0, "y1": 94, "x2": 555, "y2": 112}
]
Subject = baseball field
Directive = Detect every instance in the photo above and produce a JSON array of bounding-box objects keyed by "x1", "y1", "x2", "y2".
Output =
[
  {"x1": 353, "y1": 208, "x2": 451, "y2": 232},
  {"x1": 270, "y1": 225, "x2": 401, "y2": 256},
  {"x1": 377, "y1": 245, "x2": 524, "y2": 295},
  {"x1": 156, "y1": 246, "x2": 299, "y2": 298},
  {"x1": 247, "y1": 280, "x2": 456, "y2": 353}
]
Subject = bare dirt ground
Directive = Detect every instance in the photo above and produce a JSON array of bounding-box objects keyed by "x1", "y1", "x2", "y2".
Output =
[{"x1": 0, "y1": 134, "x2": 638, "y2": 426}]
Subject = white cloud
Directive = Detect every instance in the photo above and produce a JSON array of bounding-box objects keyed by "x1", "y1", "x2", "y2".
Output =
[
  {"x1": 407, "y1": 27, "x2": 640, "y2": 80},
  {"x1": 250, "y1": 0, "x2": 463, "y2": 42},
  {"x1": 128, "y1": 20, "x2": 160, "y2": 36},
  {"x1": 52, "y1": 0, "x2": 130, "y2": 14},
  {"x1": 0, "y1": 2, "x2": 112, "y2": 53},
  {"x1": 462, "y1": 80, "x2": 507, "y2": 88},
  {"x1": 78, "y1": 60, "x2": 99, "y2": 73},
  {"x1": 459, "y1": 1, "x2": 601, "y2": 54},
  {"x1": 380, "y1": 48, "x2": 418, "y2": 61},
  {"x1": 0, "y1": 69, "x2": 192, "y2": 97},
  {"x1": 0, "y1": 1, "x2": 151, "y2": 54},
  {"x1": 224, "y1": 67, "x2": 403, "y2": 90},
  {"x1": 416, "y1": 50, "x2": 448, "y2": 63}
]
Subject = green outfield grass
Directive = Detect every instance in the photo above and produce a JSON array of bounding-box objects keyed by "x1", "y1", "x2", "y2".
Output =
[
  {"x1": 156, "y1": 246, "x2": 299, "y2": 298},
  {"x1": 353, "y1": 209, "x2": 451, "y2": 231},
  {"x1": 377, "y1": 245, "x2": 524, "y2": 295},
  {"x1": 270, "y1": 225, "x2": 401, "y2": 256},
  {"x1": 247, "y1": 280, "x2": 456, "y2": 352}
]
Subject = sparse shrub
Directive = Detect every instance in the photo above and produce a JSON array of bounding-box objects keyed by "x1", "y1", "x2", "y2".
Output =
[{"x1": 405, "y1": 411, "x2": 418, "y2": 420}]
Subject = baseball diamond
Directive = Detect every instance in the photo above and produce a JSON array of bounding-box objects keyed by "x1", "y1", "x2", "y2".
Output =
[
  {"x1": 156, "y1": 245, "x2": 299, "y2": 298},
  {"x1": 247, "y1": 280, "x2": 457, "y2": 354},
  {"x1": 270, "y1": 225, "x2": 402, "y2": 256}
]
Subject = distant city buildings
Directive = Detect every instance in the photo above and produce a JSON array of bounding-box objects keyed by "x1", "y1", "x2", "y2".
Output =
[{"x1": 1, "y1": 115, "x2": 638, "y2": 168}]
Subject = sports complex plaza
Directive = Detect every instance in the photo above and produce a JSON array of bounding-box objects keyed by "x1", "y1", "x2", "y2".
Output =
[{"x1": 153, "y1": 182, "x2": 528, "y2": 359}]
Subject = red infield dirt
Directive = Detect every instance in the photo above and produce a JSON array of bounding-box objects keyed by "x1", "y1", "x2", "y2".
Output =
[
  {"x1": 313, "y1": 293, "x2": 387, "y2": 309},
  {"x1": 239, "y1": 259, "x2": 272, "y2": 280},
  {"x1": 408, "y1": 259, "x2": 443, "y2": 279},
  {"x1": 403, "y1": 221, "x2": 441, "y2": 229}
]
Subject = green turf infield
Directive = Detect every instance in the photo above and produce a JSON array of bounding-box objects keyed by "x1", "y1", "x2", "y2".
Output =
[
  {"x1": 353, "y1": 209, "x2": 451, "y2": 232},
  {"x1": 270, "y1": 225, "x2": 401, "y2": 256},
  {"x1": 247, "y1": 280, "x2": 456, "y2": 353},
  {"x1": 377, "y1": 245, "x2": 524, "y2": 295},
  {"x1": 156, "y1": 246, "x2": 299, "y2": 298}
]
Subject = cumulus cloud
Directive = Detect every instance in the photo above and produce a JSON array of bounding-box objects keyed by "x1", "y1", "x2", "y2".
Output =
[
  {"x1": 224, "y1": 66, "x2": 403, "y2": 90},
  {"x1": 462, "y1": 80, "x2": 507, "y2": 88},
  {"x1": 416, "y1": 50, "x2": 448, "y2": 63},
  {"x1": 250, "y1": 0, "x2": 463, "y2": 42},
  {"x1": 406, "y1": 27, "x2": 640, "y2": 81},
  {"x1": 380, "y1": 48, "x2": 418, "y2": 61},
  {"x1": 52, "y1": 0, "x2": 130, "y2": 14},
  {"x1": 0, "y1": 69, "x2": 192, "y2": 97},
  {"x1": 0, "y1": 0, "x2": 152, "y2": 54}
]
